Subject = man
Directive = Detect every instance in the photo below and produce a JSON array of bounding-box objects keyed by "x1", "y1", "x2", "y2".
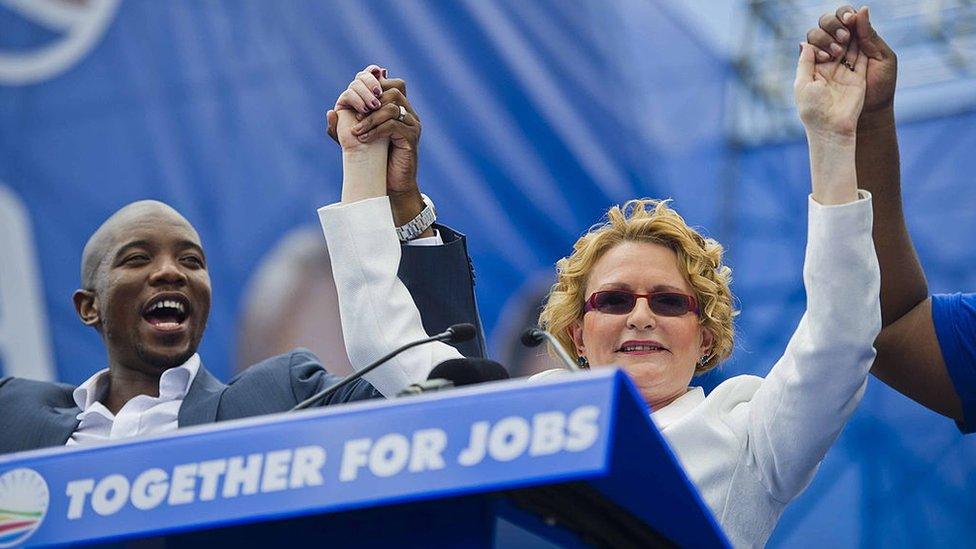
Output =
[
  {"x1": 0, "y1": 68, "x2": 485, "y2": 454},
  {"x1": 806, "y1": 6, "x2": 974, "y2": 432}
]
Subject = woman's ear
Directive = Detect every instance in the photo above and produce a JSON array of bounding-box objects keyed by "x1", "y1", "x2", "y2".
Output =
[
  {"x1": 699, "y1": 326, "x2": 714, "y2": 358},
  {"x1": 569, "y1": 320, "x2": 586, "y2": 358}
]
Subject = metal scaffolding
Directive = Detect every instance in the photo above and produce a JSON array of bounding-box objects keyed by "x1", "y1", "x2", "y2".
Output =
[{"x1": 729, "y1": 0, "x2": 976, "y2": 144}]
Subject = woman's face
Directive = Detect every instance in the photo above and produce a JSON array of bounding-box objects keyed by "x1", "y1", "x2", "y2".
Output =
[{"x1": 570, "y1": 241, "x2": 712, "y2": 410}]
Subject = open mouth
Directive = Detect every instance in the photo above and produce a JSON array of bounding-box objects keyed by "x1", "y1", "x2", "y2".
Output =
[{"x1": 141, "y1": 294, "x2": 190, "y2": 332}]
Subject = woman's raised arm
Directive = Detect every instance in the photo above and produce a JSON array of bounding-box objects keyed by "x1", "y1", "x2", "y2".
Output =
[{"x1": 741, "y1": 39, "x2": 881, "y2": 502}]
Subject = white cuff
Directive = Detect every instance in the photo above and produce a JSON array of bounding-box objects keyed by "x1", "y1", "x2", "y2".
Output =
[{"x1": 406, "y1": 229, "x2": 443, "y2": 246}]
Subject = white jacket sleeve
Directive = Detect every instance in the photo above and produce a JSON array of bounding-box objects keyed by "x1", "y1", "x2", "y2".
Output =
[
  {"x1": 318, "y1": 196, "x2": 464, "y2": 397},
  {"x1": 744, "y1": 191, "x2": 881, "y2": 503}
]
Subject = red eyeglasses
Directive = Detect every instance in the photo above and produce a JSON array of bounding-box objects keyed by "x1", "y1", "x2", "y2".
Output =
[{"x1": 584, "y1": 290, "x2": 699, "y2": 316}]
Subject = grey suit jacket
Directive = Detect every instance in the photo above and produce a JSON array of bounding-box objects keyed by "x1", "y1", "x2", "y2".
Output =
[{"x1": 0, "y1": 224, "x2": 484, "y2": 455}]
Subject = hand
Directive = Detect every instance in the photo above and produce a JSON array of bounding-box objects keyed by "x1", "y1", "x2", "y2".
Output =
[
  {"x1": 794, "y1": 40, "x2": 867, "y2": 138},
  {"x1": 328, "y1": 65, "x2": 389, "y2": 204},
  {"x1": 327, "y1": 71, "x2": 427, "y2": 228},
  {"x1": 329, "y1": 65, "x2": 387, "y2": 153},
  {"x1": 328, "y1": 76, "x2": 421, "y2": 195},
  {"x1": 806, "y1": 6, "x2": 897, "y2": 119}
]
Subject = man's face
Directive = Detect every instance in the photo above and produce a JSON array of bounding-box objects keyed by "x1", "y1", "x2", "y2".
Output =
[{"x1": 90, "y1": 208, "x2": 211, "y2": 373}]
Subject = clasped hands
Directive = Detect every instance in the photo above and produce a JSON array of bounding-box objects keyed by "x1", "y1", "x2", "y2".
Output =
[
  {"x1": 797, "y1": 5, "x2": 897, "y2": 136},
  {"x1": 326, "y1": 65, "x2": 430, "y2": 230}
]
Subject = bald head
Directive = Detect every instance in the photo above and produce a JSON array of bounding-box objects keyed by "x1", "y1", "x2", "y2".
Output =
[
  {"x1": 81, "y1": 200, "x2": 200, "y2": 290},
  {"x1": 74, "y1": 199, "x2": 212, "y2": 377}
]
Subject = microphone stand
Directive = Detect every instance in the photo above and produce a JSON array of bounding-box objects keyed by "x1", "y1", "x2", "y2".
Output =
[
  {"x1": 291, "y1": 325, "x2": 472, "y2": 411},
  {"x1": 523, "y1": 328, "x2": 582, "y2": 372}
]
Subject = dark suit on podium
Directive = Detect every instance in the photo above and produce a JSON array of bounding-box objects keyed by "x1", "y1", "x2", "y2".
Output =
[{"x1": 0, "y1": 225, "x2": 484, "y2": 455}]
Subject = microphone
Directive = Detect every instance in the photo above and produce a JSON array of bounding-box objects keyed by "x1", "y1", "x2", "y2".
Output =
[
  {"x1": 520, "y1": 327, "x2": 582, "y2": 371},
  {"x1": 398, "y1": 358, "x2": 510, "y2": 396},
  {"x1": 291, "y1": 323, "x2": 477, "y2": 410},
  {"x1": 430, "y1": 358, "x2": 510, "y2": 386}
]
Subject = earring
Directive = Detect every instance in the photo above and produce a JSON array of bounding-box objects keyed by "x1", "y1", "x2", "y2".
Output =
[
  {"x1": 697, "y1": 353, "x2": 712, "y2": 368},
  {"x1": 576, "y1": 355, "x2": 590, "y2": 369}
]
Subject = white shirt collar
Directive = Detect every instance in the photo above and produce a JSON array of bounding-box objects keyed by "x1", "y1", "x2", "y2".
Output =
[
  {"x1": 651, "y1": 386, "x2": 705, "y2": 429},
  {"x1": 72, "y1": 354, "x2": 202, "y2": 413}
]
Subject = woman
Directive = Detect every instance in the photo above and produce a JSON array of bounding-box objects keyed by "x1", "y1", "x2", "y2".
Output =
[{"x1": 320, "y1": 38, "x2": 878, "y2": 547}]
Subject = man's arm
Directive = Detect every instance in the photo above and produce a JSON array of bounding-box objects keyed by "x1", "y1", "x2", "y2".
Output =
[
  {"x1": 872, "y1": 298, "x2": 963, "y2": 420},
  {"x1": 856, "y1": 108, "x2": 928, "y2": 325},
  {"x1": 399, "y1": 225, "x2": 487, "y2": 358},
  {"x1": 809, "y1": 6, "x2": 926, "y2": 323},
  {"x1": 808, "y1": 7, "x2": 964, "y2": 419}
]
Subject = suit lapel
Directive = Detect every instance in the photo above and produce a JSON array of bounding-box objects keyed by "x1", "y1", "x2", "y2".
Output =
[{"x1": 178, "y1": 365, "x2": 227, "y2": 427}]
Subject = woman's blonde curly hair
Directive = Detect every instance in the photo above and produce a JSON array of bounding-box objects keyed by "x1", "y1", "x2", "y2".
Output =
[{"x1": 539, "y1": 199, "x2": 736, "y2": 374}]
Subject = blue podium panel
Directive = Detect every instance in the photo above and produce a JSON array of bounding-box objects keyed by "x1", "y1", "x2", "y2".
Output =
[{"x1": 0, "y1": 369, "x2": 728, "y2": 547}]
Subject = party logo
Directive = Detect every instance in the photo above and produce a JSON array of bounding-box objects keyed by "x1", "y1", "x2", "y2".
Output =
[
  {"x1": 0, "y1": 469, "x2": 49, "y2": 548},
  {"x1": 0, "y1": 0, "x2": 121, "y2": 85}
]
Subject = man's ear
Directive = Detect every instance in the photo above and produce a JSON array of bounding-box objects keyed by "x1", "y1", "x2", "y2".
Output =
[
  {"x1": 569, "y1": 320, "x2": 586, "y2": 358},
  {"x1": 73, "y1": 289, "x2": 100, "y2": 328}
]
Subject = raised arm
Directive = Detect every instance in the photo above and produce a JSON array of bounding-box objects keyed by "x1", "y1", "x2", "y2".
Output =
[
  {"x1": 807, "y1": 5, "x2": 926, "y2": 321},
  {"x1": 329, "y1": 66, "x2": 390, "y2": 204},
  {"x1": 806, "y1": 6, "x2": 963, "y2": 421},
  {"x1": 795, "y1": 35, "x2": 865, "y2": 205},
  {"x1": 326, "y1": 71, "x2": 486, "y2": 358},
  {"x1": 320, "y1": 67, "x2": 464, "y2": 396},
  {"x1": 742, "y1": 38, "x2": 881, "y2": 502}
]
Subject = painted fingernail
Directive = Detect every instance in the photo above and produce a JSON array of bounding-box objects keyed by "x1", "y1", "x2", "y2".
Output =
[
  {"x1": 836, "y1": 29, "x2": 849, "y2": 43},
  {"x1": 371, "y1": 99, "x2": 381, "y2": 108},
  {"x1": 373, "y1": 87, "x2": 381, "y2": 97},
  {"x1": 830, "y1": 43, "x2": 844, "y2": 56},
  {"x1": 816, "y1": 51, "x2": 830, "y2": 62}
]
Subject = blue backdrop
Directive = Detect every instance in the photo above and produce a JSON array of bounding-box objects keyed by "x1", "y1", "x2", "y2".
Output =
[{"x1": 1, "y1": 1, "x2": 973, "y2": 546}]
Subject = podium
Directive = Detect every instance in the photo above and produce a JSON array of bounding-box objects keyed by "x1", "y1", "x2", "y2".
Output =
[{"x1": 0, "y1": 369, "x2": 729, "y2": 547}]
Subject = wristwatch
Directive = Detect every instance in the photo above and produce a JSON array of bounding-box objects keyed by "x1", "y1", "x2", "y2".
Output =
[{"x1": 396, "y1": 193, "x2": 436, "y2": 241}]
